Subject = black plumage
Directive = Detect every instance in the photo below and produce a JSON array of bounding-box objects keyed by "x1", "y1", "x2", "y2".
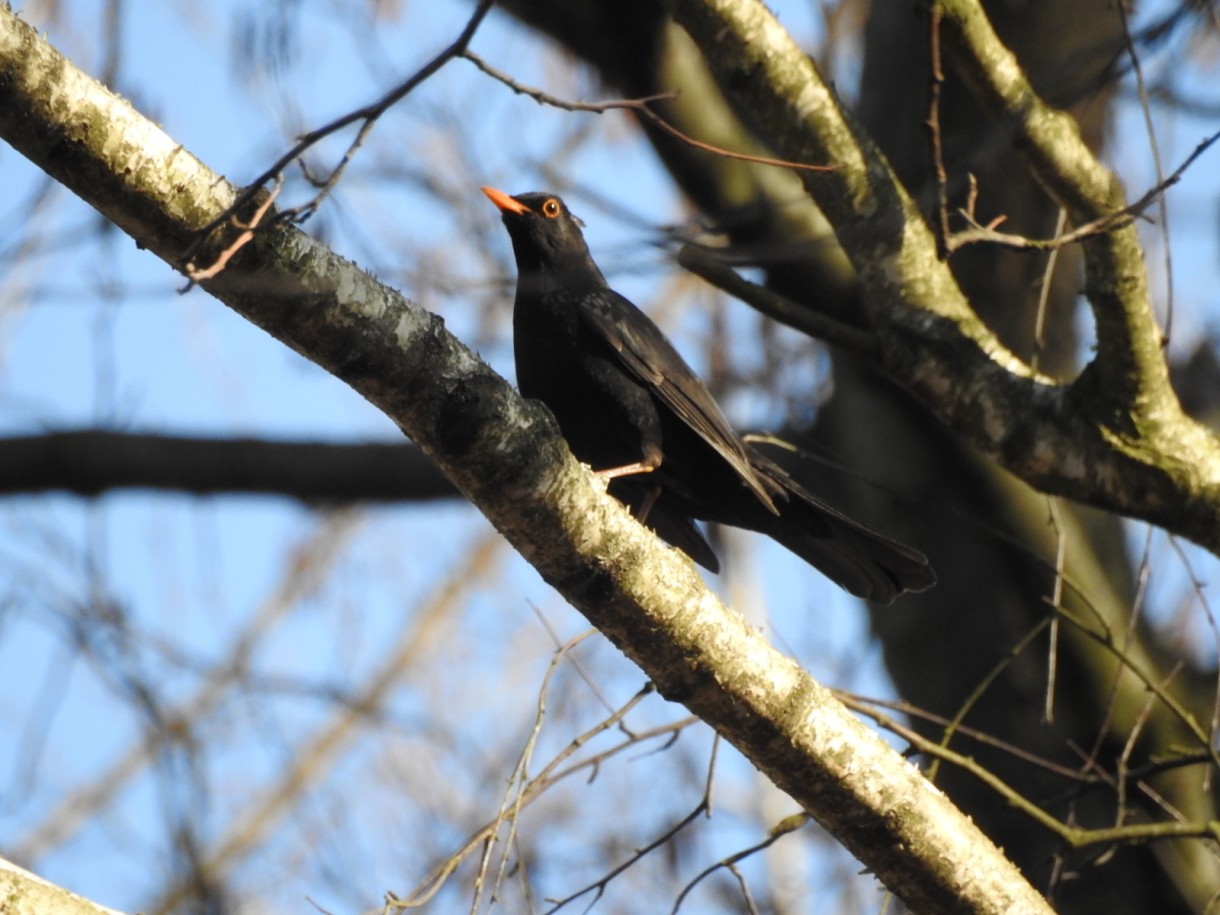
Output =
[{"x1": 483, "y1": 186, "x2": 934, "y2": 603}]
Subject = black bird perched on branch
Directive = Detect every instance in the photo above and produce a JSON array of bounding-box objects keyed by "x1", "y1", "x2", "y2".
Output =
[{"x1": 483, "y1": 186, "x2": 934, "y2": 603}]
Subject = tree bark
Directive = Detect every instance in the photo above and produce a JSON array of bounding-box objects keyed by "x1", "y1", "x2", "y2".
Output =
[
  {"x1": 1, "y1": 856, "x2": 125, "y2": 915},
  {"x1": 0, "y1": 431, "x2": 454, "y2": 501}
]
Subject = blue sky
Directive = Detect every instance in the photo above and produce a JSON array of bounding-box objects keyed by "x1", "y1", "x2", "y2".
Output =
[{"x1": 1, "y1": 1, "x2": 1218, "y2": 911}]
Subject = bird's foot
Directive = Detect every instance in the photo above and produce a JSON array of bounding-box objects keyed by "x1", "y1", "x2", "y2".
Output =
[{"x1": 595, "y1": 460, "x2": 658, "y2": 481}]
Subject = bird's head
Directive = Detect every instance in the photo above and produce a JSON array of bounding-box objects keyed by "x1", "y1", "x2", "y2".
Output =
[{"x1": 482, "y1": 186, "x2": 603, "y2": 286}]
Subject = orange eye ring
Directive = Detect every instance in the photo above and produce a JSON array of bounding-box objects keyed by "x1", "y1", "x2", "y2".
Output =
[{"x1": 541, "y1": 198, "x2": 561, "y2": 219}]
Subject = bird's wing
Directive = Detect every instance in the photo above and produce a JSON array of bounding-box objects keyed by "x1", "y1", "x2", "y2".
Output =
[{"x1": 577, "y1": 287, "x2": 777, "y2": 512}]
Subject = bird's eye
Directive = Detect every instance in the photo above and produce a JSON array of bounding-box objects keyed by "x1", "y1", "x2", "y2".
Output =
[{"x1": 541, "y1": 198, "x2": 561, "y2": 219}]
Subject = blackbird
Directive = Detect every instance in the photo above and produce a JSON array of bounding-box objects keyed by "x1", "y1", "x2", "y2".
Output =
[{"x1": 483, "y1": 186, "x2": 935, "y2": 603}]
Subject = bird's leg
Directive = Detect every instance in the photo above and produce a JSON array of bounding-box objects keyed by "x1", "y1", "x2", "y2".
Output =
[
  {"x1": 634, "y1": 484, "x2": 662, "y2": 524},
  {"x1": 595, "y1": 444, "x2": 662, "y2": 481}
]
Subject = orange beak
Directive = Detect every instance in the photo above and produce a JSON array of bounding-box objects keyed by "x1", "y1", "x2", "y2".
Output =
[{"x1": 481, "y1": 185, "x2": 530, "y2": 215}]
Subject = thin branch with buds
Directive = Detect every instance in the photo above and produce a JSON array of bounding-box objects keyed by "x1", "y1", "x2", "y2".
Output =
[{"x1": 669, "y1": 811, "x2": 809, "y2": 915}]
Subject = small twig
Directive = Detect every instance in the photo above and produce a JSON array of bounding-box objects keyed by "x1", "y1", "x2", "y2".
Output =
[
  {"x1": 1042, "y1": 496, "x2": 1066, "y2": 725},
  {"x1": 852, "y1": 698, "x2": 1220, "y2": 850},
  {"x1": 180, "y1": 0, "x2": 495, "y2": 277},
  {"x1": 476, "y1": 630, "x2": 596, "y2": 913},
  {"x1": 546, "y1": 804, "x2": 709, "y2": 913},
  {"x1": 545, "y1": 733, "x2": 723, "y2": 915},
  {"x1": 1115, "y1": 662, "x2": 1183, "y2": 830},
  {"x1": 669, "y1": 813, "x2": 808, "y2": 914},
  {"x1": 462, "y1": 48, "x2": 677, "y2": 114},
  {"x1": 1164, "y1": 534, "x2": 1220, "y2": 790},
  {"x1": 396, "y1": 687, "x2": 682, "y2": 909},
  {"x1": 702, "y1": 733, "x2": 721, "y2": 816},
  {"x1": 461, "y1": 49, "x2": 838, "y2": 175},
  {"x1": 724, "y1": 863, "x2": 763, "y2": 915},
  {"x1": 926, "y1": 1, "x2": 951, "y2": 259},
  {"x1": 923, "y1": 616, "x2": 1052, "y2": 785},
  {"x1": 843, "y1": 692, "x2": 1088, "y2": 783},
  {"x1": 1030, "y1": 209, "x2": 1068, "y2": 722},
  {"x1": 850, "y1": 689, "x2": 1217, "y2": 810},
  {"x1": 1029, "y1": 206, "x2": 1067, "y2": 374},
  {"x1": 946, "y1": 127, "x2": 1220, "y2": 254},
  {"x1": 1119, "y1": 1, "x2": 1174, "y2": 346},
  {"x1": 531, "y1": 602, "x2": 628, "y2": 723},
  {"x1": 1069, "y1": 523, "x2": 1157, "y2": 822},
  {"x1": 676, "y1": 244, "x2": 879, "y2": 356},
  {"x1": 1051, "y1": 599, "x2": 1220, "y2": 768}
]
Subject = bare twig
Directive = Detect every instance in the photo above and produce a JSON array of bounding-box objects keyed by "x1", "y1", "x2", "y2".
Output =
[
  {"x1": 475, "y1": 630, "x2": 597, "y2": 913},
  {"x1": 852, "y1": 698, "x2": 1220, "y2": 849},
  {"x1": 946, "y1": 128, "x2": 1220, "y2": 254},
  {"x1": 1115, "y1": 662, "x2": 1184, "y2": 829},
  {"x1": 182, "y1": 0, "x2": 495, "y2": 277},
  {"x1": 1118, "y1": 1, "x2": 1174, "y2": 345},
  {"x1": 1052, "y1": 599, "x2": 1219, "y2": 765},
  {"x1": 851, "y1": 691, "x2": 1217, "y2": 802},
  {"x1": 546, "y1": 732, "x2": 723, "y2": 914},
  {"x1": 926, "y1": 1, "x2": 951, "y2": 259},
  {"x1": 461, "y1": 49, "x2": 838, "y2": 175},
  {"x1": 924, "y1": 617, "x2": 1052, "y2": 784},
  {"x1": 676, "y1": 244, "x2": 879, "y2": 355},
  {"x1": 670, "y1": 812, "x2": 808, "y2": 914},
  {"x1": 1165, "y1": 534, "x2": 1220, "y2": 789},
  {"x1": 397, "y1": 690, "x2": 698, "y2": 909},
  {"x1": 1042, "y1": 497, "x2": 1066, "y2": 724}
]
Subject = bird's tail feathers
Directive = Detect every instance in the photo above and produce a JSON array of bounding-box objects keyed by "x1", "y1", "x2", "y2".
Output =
[{"x1": 749, "y1": 453, "x2": 935, "y2": 604}]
